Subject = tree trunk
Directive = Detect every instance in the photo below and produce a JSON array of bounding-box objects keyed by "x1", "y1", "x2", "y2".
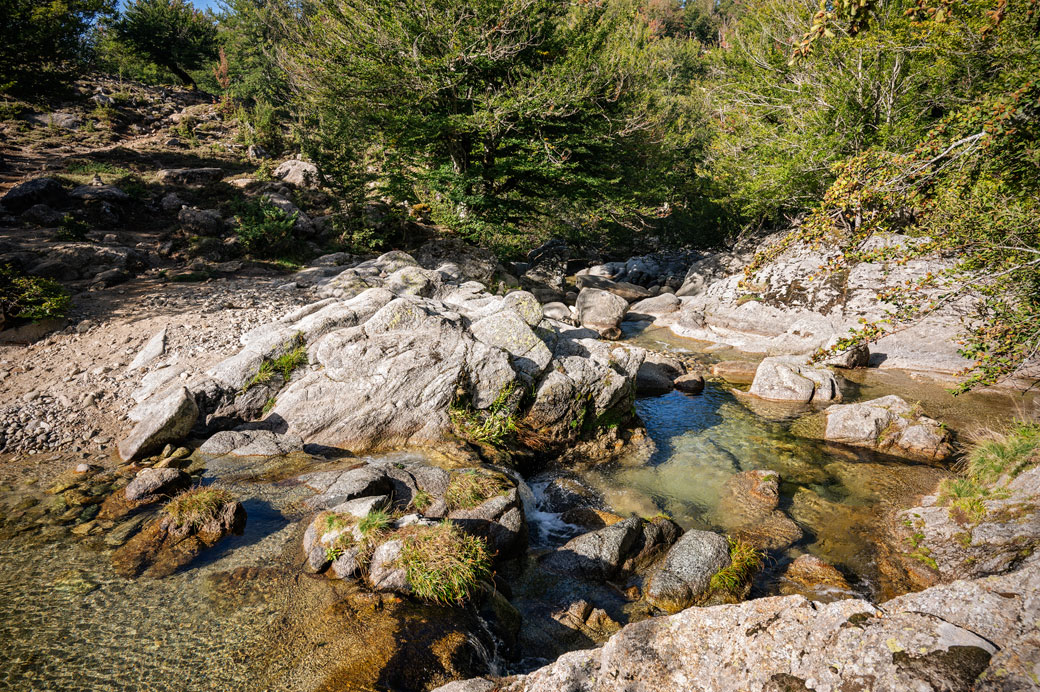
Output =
[{"x1": 164, "y1": 62, "x2": 197, "y2": 90}]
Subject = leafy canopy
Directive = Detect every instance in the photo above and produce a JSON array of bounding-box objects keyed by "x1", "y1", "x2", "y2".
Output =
[{"x1": 111, "y1": 0, "x2": 218, "y2": 88}]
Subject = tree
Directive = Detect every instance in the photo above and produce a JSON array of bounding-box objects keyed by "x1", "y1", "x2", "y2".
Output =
[
  {"x1": 277, "y1": 0, "x2": 710, "y2": 254},
  {"x1": 112, "y1": 0, "x2": 218, "y2": 89},
  {"x1": 736, "y1": 0, "x2": 1040, "y2": 390},
  {"x1": 0, "y1": 0, "x2": 114, "y2": 94}
]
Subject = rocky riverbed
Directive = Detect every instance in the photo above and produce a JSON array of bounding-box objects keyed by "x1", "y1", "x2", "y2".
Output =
[{"x1": 3, "y1": 99, "x2": 1040, "y2": 691}]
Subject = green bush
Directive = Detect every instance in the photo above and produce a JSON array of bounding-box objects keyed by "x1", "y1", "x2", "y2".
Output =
[
  {"x1": 232, "y1": 197, "x2": 299, "y2": 259},
  {"x1": 110, "y1": 0, "x2": 218, "y2": 89},
  {"x1": 0, "y1": 266, "x2": 72, "y2": 326}
]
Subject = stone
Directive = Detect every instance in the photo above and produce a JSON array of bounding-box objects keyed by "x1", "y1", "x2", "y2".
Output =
[
  {"x1": 645, "y1": 530, "x2": 730, "y2": 613},
  {"x1": 127, "y1": 326, "x2": 167, "y2": 371},
  {"x1": 178, "y1": 207, "x2": 223, "y2": 235},
  {"x1": 117, "y1": 386, "x2": 198, "y2": 461},
  {"x1": 68, "y1": 184, "x2": 130, "y2": 203},
  {"x1": 748, "y1": 356, "x2": 841, "y2": 403},
  {"x1": 330, "y1": 495, "x2": 390, "y2": 518},
  {"x1": 469, "y1": 310, "x2": 553, "y2": 378},
  {"x1": 502, "y1": 290, "x2": 544, "y2": 326},
  {"x1": 624, "y1": 293, "x2": 681, "y2": 321},
  {"x1": 368, "y1": 539, "x2": 410, "y2": 593},
  {"x1": 430, "y1": 680, "x2": 496, "y2": 692},
  {"x1": 21, "y1": 203, "x2": 64, "y2": 226},
  {"x1": 1, "y1": 178, "x2": 67, "y2": 213},
  {"x1": 575, "y1": 288, "x2": 629, "y2": 339},
  {"x1": 821, "y1": 395, "x2": 953, "y2": 461},
  {"x1": 522, "y1": 238, "x2": 569, "y2": 299},
  {"x1": 448, "y1": 488, "x2": 528, "y2": 559},
  {"x1": 156, "y1": 168, "x2": 225, "y2": 186},
  {"x1": 539, "y1": 477, "x2": 603, "y2": 513},
  {"x1": 489, "y1": 563, "x2": 1040, "y2": 692},
  {"x1": 710, "y1": 360, "x2": 759, "y2": 384},
  {"x1": 819, "y1": 337, "x2": 870, "y2": 368},
  {"x1": 273, "y1": 159, "x2": 319, "y2": 187},
  {"x1": 674, "y1": 373, "x2": 705, "y2": 394},
  {"x1": 160, "y1": 192, "x2": 185, "y2": 213},
  {"x1": 300, "y1": 466, "x2": 395, "y2": 509},
  {"x1": 635, "y1": 354, "x2": 684, "y2": 396},
  {"x1": 541, "y1": 516, "x2": 643, "y2": 581},
  {"x1": 542, "y1": 302, "x2": 573, "y2": 323},
  {"x1": 124, "y1": 468, "x2": 191, "y2": 503},
  {"x1": 199, "y1": 430, "x2": 305, "y2": 457},
  {"x1": 575, "y1": 275, "x2": 652, "y2": 301},
  {"x1": 779, "y1": 554, "x2": 853, "y2": 602},
  {"x1": 112, "y1": 497, "x2": 246, "y2": 578}
]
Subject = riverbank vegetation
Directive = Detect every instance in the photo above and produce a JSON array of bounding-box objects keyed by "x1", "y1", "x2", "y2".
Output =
[{"x1": 1, "y1": 0, "x2": 1037, "y2": 388}]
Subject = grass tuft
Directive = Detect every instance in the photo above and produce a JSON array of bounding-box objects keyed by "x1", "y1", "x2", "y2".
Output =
[
  {"x1": 709, "y1": 537, "x2": 762, "y2": 594},
  {"x1": 449, "y1": 383, "x2": 520, "y2": 446},
  {"x1": 397, "y1": 522, "x2": 492, "y2": 604},
  {"x1": 162, "y1": 487, "x2": 234, "y2": 530},
  {"x1": 445, "y1": 470, "x2": 509, "y2": 511},
  {"x1": 242, "y1": 335, "x2": 308, "y2": 392},
  {"x1": 410, "y1": 489, "x2": 433, "y2": 512}
]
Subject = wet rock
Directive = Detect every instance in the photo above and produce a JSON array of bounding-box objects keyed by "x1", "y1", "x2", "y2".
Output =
[
  {"x1": 117, "y1": 386, "x2": 198, "y2": 461},
  {"x1": 645, "y1": 529, "x2": 730, "y2": 613},
  {"x1": 820, "y1": 395, "x2": 953, "y2": 461},
  {"x1": 635, "y1": 353, "x2": 685, "y2": 395},
  {"x1": 575, "y1": 288, "x2": 628, "y2": 340},
  {"x1": 674, "y1": 373, "x2": 705, "y2": 394},
  {"x1": 448, "y1": 488, "x2": 527, "y2": 559},
  {"x1": 748, "y1": 355, "x2": 841, "y2": 403},
  {"x1": 1, "y1": 178, "x2": 67, "y2": 213},
  {"x1": 542, "y1": 516, "x2": 643, "y2": 581},
  {"x1": 199, "y1": 429, "x2": 304, "y2": 457},
  {"x1": 156, "y1": 168, "x2": 225, "y2": 186},
  {"x1": 111, "y1": 494, "x2": 245, "y2": 578},
  {"x1": 561, "y1": 507, "x2": 625, "y2": 530},
  {"x1": 539, "y1": 477, "x2": 603, "y2": 513},
  {"x1": 710, "y1": 360, "x2": 759, "y2": 384},
  {"x1": 778, "y1": 554, "x2": 853, "y2": 601},
  {"x1": 124, "y1": 468, "x2": 191, "y2": 503}
]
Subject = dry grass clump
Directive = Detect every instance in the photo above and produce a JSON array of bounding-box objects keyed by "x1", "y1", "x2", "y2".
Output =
[
  {"x1": 162, "y1": 487, "x2": 235, "y2": 530},
  {"x1": 397, "y1": 522, "x2": 491, "y2": 604},
  {"x1": 445, "y1": 470, "x2": 508, "y2": 510}
]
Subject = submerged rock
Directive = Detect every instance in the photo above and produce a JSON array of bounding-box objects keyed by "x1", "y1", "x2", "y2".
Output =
[{"x1": 778, "y1": 554, "x2": 854, "y2": 602}]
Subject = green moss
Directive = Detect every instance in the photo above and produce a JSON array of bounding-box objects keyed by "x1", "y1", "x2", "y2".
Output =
[
  {"x1": 162, "y1": 487, "x2": 234, "y2": 530},
  {"x1": 397, "y1": 522, "x2": 492, "y2": 604}
]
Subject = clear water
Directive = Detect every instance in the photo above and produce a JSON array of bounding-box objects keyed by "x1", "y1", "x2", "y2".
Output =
[{"x1": 0, "y1": 324, "x2": 1032, "y2": 689}]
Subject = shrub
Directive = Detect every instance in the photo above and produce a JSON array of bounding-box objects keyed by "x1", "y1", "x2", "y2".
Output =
[
  {"x1": 397, "y1": 522, "x2": 492, "y2": 604},
  {"x1": 232, "y1": 197, "x2": 299, "y2": 259},
  {"x1": 110, "y1": 0, "x2": 218, "y2": 89},
  {"x1": 242, "y1": 336, "x2": 307, "y2": 392},
  {"x1": 55, "y1": 214, "x2": 91, "y2": 241},
  {"x1": 0, "y1": 266, "x2": 72, "y2": 326},
  {"x1": 445, "y1": 470, "x2": 509, "y2": 511},
  {"x1": 162, "y1": 487, "x2": 234, "y2": 530}
]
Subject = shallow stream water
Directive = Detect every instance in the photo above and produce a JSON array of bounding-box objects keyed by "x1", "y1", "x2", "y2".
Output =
[{"x1": 0, "y1": 324, "x2": 1033, "y2": 690}]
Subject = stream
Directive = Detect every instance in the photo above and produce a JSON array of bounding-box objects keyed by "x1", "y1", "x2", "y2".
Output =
[{"x1": 0, "y1": 323, "x2": 1032, "y2": 690}]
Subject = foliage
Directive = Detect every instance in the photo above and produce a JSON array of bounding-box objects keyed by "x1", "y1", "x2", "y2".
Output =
[
  {"x1": 110, "y1": 0, "x2": 218, "y2": 89},
  {"x1": 232, "y1": 197, "x2": 299, "y2": 259},
  {"x1": 445, "y1": 470, "x2": 509, "y2": 511},
  {"x1": 397, "y1": 522, "x2": 492, "y2": 604},
  {"x1": 0, "y1": 0, "x2": 114, "y2": 95},
  {"x1": 357, "y1": 509, "x2": 392, "y2": 538},
  {"x1": 450, "y1": 383, "x2": 521, "y2": 446},
  {"x1": 410, "y1": 490, "x2": 434, "y2": 513},
  {"x1": 277, "y1": 0, "x2": 711, "y2": 253},
  {"x1": 937, "y1": 421, "x2": 1040, "y2": 524},
  {"x1": 0, "y1": 266, "x2": 72, "y2": 326},
  {"x1": 56, "y1": 214, "x2": 91, "y2": 241},
  {"x1": 709, "y1": 537, "x2": 762, "y2": 594},
  {"x1": 162, "y1": 486, "x2": 235, "y2": 530}
]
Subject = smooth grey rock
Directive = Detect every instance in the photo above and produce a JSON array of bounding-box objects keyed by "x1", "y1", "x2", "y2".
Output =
[
  {"x1": 178, "y1": 207, "x2": 223, "y2": 235},
  {"x1": 502, "y1": 290, "x2": 543, "y2": 326},
  {"x1": 542, "y1": 301, "x2": 573, "y2": 323},
  {"x1": 575, "y1": 288, "x2": 628, "y2": 340},
  {"x1": 625, "y1": 293, "x2": 681, "y2": 321},
  {"x1": 156, "y1": 168, "x2": 224, "y2": 185},
  {"x1": 118, "y1": 387, "x2": 198, "y2": 461},
  {"x1": 199, "y1": 430, "x2": 305, "y2": 457},
  {"x1": 69, "y1": 184, "x2": 130, "y2": 203},
  {"x1": 330, "y1": 495, "x2": 390, "y2": 518},
  {"x1": 645, "y1": 530, "x2": 730, "y2": 613},
  {"x1": 127, "y1": 326, "x2": 167, "y2": 371},
  {"x1": 2, "y1": 178, "x2": 67, "y2": 213},
  {"x1": 301, "y1": 466, "x2": 394, "y2": 509},
  {"x1": 470, "y1": 310, "x2": 553, "y2": 378},
  {"x1": 448, "y1": 488, "x2": 527, "y2": 559},
  {"x1": 575, "y1": 275, "x2": 652, "y2": 301},
  {"x1": 748, "y1": 355, "x2": 840, "y2": 403},
  {"x1": 542, "y1": 517, "x2": 643, "y2": 581},
  {"x1": 823, "y1": 395, "x2": 952, "y2": 460},
  {"x1": 674, "y1": 373, "x2": 705, "y2": 394},
  {"x1": 124, "y1": 468, "x2": 190, "y2": 502}
]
